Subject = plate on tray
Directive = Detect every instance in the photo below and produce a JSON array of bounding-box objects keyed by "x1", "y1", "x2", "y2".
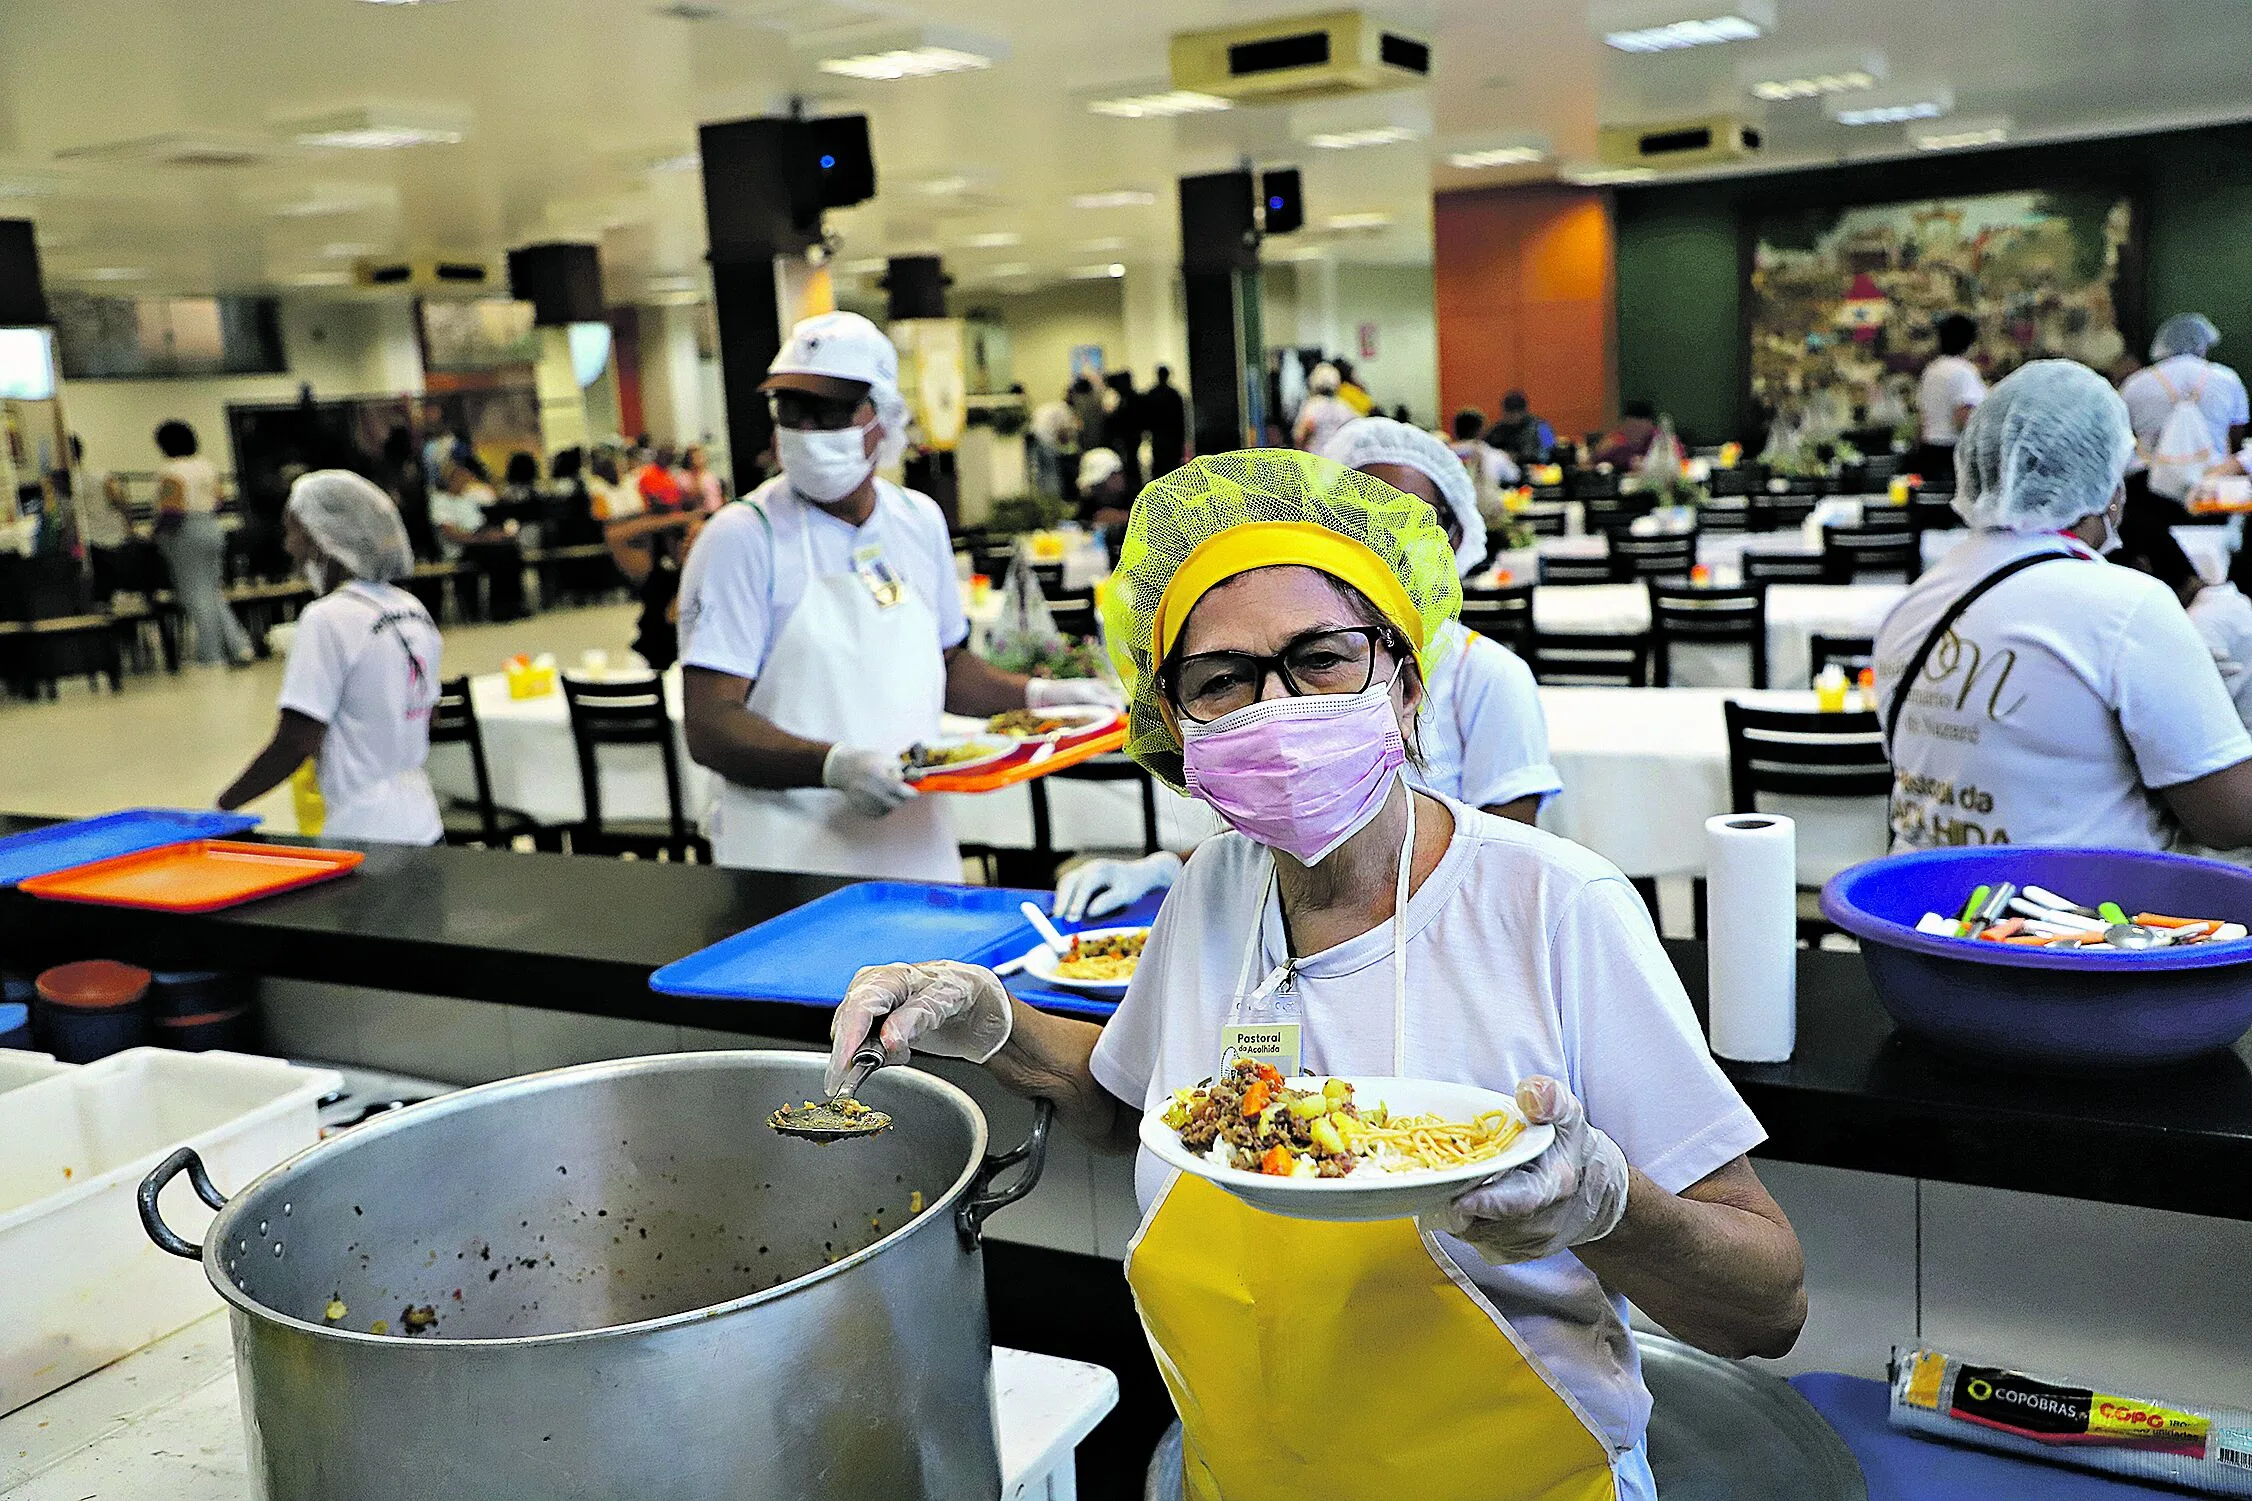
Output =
[
  {"x1": 901, "y1": 735, "x2": 1015, "y2": 782},
  {"x1": 1019, "y1": 925, "x2": 1149, "y2": 996},
  {"x1": 1139, "y1": 1074, "x2": 1551, "y2": 1223},
  {"x1": 983, "y1": 705, "x2": 1115, "y2": 744}
]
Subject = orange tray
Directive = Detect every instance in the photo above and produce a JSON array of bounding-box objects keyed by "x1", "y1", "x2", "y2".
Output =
[
  {"x1": 914, "y1": 720, "x2": 1129, "y2": 794},
  {"x1": 19, "y1": 838, "x2": 365, "y2": 913}
]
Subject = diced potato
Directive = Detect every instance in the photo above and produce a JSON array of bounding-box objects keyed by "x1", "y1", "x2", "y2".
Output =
[
  {"x1": 1323, "y1": 1079, "x2": 1353, "y2": 1103},
  {"x1": 1290, "y1": 1156, "x2": 1320, "y2": 1179},
  {"x1": 1286, "y1": 1093, "x2": 1328, "y2": 1120},
  {"x1": 1309, "y1": 1116, "x2": 1346, "y2": 1156}
]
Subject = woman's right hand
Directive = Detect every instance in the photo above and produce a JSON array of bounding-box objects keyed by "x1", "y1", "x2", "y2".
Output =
[{"x1": 828, "y1": 961, "x2": 1015, "y2": 1094}]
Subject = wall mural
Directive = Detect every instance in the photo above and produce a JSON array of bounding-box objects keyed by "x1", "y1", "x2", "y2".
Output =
[{"x1": 1749, "y1": 190, "x2": 2134, "y2": 439}]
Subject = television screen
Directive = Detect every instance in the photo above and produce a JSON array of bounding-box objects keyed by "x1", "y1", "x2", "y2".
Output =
[
  {"x1": 420, "y1": 298, "x2": 538, "y2": 372},
  {"x1": 51, "y1": 292, "x2": 286, "y2": 379}
]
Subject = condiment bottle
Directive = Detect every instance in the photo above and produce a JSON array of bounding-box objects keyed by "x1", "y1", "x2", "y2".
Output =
[
  {"x1": 1855, "y1": 666, "x2": 1876, "y2": 712},
  {"x1": 1815, "y1": 663, "x2": 1848, "y2": 713}
]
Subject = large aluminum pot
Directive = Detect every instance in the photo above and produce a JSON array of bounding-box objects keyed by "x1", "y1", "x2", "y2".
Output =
[{"x1": 137, "y1": 1050, "x2": 1050, "y2": 1501}]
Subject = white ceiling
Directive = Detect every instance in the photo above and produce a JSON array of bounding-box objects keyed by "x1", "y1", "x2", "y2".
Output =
[{"x1": 4, "y1": 0, "x2": 2250, "y2": 303}]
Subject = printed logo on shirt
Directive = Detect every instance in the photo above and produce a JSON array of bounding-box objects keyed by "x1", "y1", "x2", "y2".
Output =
[{"x1": 1885, "y1": 628, "x2": 2027, "y2": 847}]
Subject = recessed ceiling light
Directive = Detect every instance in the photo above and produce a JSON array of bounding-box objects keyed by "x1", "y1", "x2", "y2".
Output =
[
  {"x1": 78, "y1": 266, "x2": 150, "y2": 282},
  {"x1": 647, "y1": 151, "x2": 699, "y2": 174},
  {"x1": 285, "y1": 103, "x2": 471, "y2": 150},
  {"x1": 1073, "y1": 236, "x2": 1127, "y2": 253},
  {"x1": 1752, "y1": 70, "x2": 1876, "y2": 100},
  {"x1": 300, "y1": 125, "x2": 463, "y2": 148},
  {"x1": 1068, "y1": 262, "x2": 1127, "y2": 280},
  {"x1": 1596, "y1": 0, "x2": 1773, "y2": 52},
  {"x1": 987, "y1": 261, "x2": 1032, "y2": 277},
  {"x1": 1071, "y1": 190, "x2": 1155, "y2": 209},
  {"x1": 1912, "y1": 116, "x2": 2010, "y2": 151},
  {"x1": 1088, "y1": 90, "x2": 1231, "y2": 120},
  {"x1": 1830, "y1": 84, "x2": 1953, "y2": 127},
  {"x1": 1563, "y1": 164, "x2": 1658, "y2": 185},
  {"x1": 961, "y1": 231, "x2": 1021, "y2": 249},
  {"x1": 821, "y1": 46, "x2": 991, "y2": 80},
  {"x1": 1307, "y1": 125, "x2": 1421, "y2": 150},
  {"x1": 1446, "y1": 146, "x2": 1546, "y2": 169},
  {"x1": 1324, "y1": 212, "x2": 1393, "y2": 231}
]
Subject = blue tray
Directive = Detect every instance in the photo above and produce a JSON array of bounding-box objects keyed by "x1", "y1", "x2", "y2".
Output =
[
  {"x1": 650, "y1": 881, "x2": 1161, "y2": 1020},
  {"x1": 0, "y1": 809, "x2": 261, "y2": 888}
]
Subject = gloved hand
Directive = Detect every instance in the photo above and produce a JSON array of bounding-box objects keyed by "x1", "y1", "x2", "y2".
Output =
[
  {"x1": 827, "y1": 961, "x2": 1015, "y2": 1093},
  {"x1": 1026, "y1": 676, "x2": 1125, "y2": 713},
  {"x1": 821, "y1": 745, "x2": 916, "y2": 818},
  {"x1": 1426, "y1": 1076, "x2": 1630, "y2": 1266},
  {"x1": 1054, "y1": 851, "x2": 1182, "y2": 921}
]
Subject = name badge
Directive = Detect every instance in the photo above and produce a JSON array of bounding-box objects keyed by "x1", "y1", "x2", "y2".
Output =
[
  {"x1": 1219, "y1": 1022, "x2": 1301, "y2": 1078},
  {"x1": 853, "y1": 544, "x2": 906, "y2": 609}
]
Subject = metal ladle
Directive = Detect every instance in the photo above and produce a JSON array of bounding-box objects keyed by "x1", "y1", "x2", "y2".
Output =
[{"x1": 769, "y1": 1042, "x2": 894, "y2": 1142}]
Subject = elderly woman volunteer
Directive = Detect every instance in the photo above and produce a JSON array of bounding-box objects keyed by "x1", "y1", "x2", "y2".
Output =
[
  {"x1": 1056, "y1": 415, "x2": 1560, "y2": 920},
  {"x1": 830, "y1": 451, "x2": 1805, "y2": 1501},
  {"x1": 218, "y1": 472, "x2": 443, "y2": 843},
  {"x1": 1876, "y1": 360, "x2": 2252, "y2": 852},
  {"x1": 680, "y1": 312, "x2": 1120, "y2": 879}
]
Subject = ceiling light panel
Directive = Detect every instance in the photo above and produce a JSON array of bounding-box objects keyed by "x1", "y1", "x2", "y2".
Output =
[
  {"x1": 1323, "y1": 212, "x2": 1393, "y2": 231},
  {"x1": 1913, "y1": 116, "x2": 2010, "y2": 151},
  {"x1": 1592, "y1": 0, "x2": 1773, "y2": 52},
  {"x1": 1071, "y1": 190, "x2": 1156, "y2": 209},
  {"x1": 1087, "y1": 90, "x2": 1231, "y2": 120},
  {"x1": 1308, "y1": 125, "x2": 1421, "y2": 150},
  {"x1": 1753, "y1": 70, "x2": 1876, "y2": 100},
  {"x1": 1067, "y1": 262, "x2": 1127, "y2": 279},
  {"x1": 1563, "y1": 164, "x2": 1657, "y2": 185},
  {"x1": 960, "y1": 231, "x2": 1021, "y2": 248},
  {"x1": 1446, "y1": 145, "x2": 1546, "y2": 168},
  {"x1": 804, "y1": 22, "x2": 1005, "y2": 80},
  {"x1": 1830, "y1": 84, "x2": 1953, "y2": 126},
  {"x1": 285, "y1": 103, "x2": 472, "y2": 150}
]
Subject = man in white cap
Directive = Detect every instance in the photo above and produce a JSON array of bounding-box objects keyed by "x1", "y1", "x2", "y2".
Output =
[{"x1": 679, "y1": 311, "x2": 1121, "y2": 879}]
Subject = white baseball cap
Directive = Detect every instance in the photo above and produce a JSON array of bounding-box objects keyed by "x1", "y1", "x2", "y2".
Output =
[{"x1": 763, "y1": 310, "x2": 898, "y2": 398}]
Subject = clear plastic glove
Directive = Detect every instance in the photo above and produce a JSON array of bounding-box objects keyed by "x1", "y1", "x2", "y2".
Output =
[
  {"x1": 821, "y1": 745, "x2": 916, "y2": 818},
  {"x1": 1054, "y1": 851, "x2": 1182, "y2": 921},
  {"x1": 1026, "y1": 676, "x2": 1125, "y2": 713},
  {"x1": 827, "y1": 961, "x2": 1014, "y2": 1093},
  {"x1": 1426, "y1": 1076, "x2": 1630, "y2": 1266}
]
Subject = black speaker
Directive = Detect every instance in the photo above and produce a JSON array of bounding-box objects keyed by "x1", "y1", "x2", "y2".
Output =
[
  {"x1": 0, "y1": 221, "x2": 50, "y2": 328},
  {"x1": 700, "y1": 117, "x2": 824, "y2": 259},
  {"x1": 808, "y1": 115, "x2": 876, "y2": 209},
  {"x1": 506, "y1": 242, "x2": 604, "y2": 326},
  {"x1": 1260, "y1": 168, "x2": 1303, "y2": 236},
  {"x1": 1179, "y1": 171, "x2": 1259, "y2": 274},
  {"x1": 883, "y1": 256, "x2": 949, "y2": 321}
]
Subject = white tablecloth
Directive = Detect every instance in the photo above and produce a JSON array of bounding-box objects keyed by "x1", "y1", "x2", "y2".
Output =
[
  {"x1": 1922, "y1": 525, "x2": 2236, "y2": 584},
  {"x1": 425, "y1": 667, "x2": 715, "y2": 828},
  {"x1": 1530, "y1": 583, "x2": 1903, "y2": 689},
  {"x1": 1539, "y1": 687, "x2": 1891, "y2": 880}
]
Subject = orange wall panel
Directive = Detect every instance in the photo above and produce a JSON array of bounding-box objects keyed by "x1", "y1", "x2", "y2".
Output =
[{"x1": 1434, "y1": 186, "x2": 1615, "y2": 443}]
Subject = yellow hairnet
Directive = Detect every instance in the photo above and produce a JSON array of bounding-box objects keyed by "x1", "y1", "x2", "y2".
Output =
[{"x1": 1101, "y1": 449, "x2": 1461, "y2": 789}]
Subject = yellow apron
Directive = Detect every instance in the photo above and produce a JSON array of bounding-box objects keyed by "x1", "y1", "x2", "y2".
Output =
[{"x1": 1124, "y1": 791, "x2": 1618, "y2": 1501}]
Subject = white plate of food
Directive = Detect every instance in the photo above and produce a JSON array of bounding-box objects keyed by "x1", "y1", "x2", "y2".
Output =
[
  {"x1": 900, "y1": 735, "x2": 1015, "y2": 781},
  {"x1": 1138, "y1": 1064, "x2": 1553, "y2": 1223},
  {"x1": 984, "y1": 705, "x2": 1116, "y2": 744},
  {"x1": 1021, "y1": 925, "x2": 1148, "y2": 994}
]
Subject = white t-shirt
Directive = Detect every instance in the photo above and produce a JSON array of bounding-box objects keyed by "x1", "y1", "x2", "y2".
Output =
[
  {"x1": 1090, "y1": 797, "x2": 1765, "y2": 1499},
  {"x1": 1873, "y1": 530, "x2": 2252, "y2": 850},
  {"x1": 429, "y1": 486, "x2": 493, "y2": 561},
  {"x1": 677, "y1": 476, "x2": 970, "y2": 684},
  {"x1": 1294, "y1": 394, "x2": 1357, "y2": 452},
  {"x1": 157, "y1": 456, "x2": 222, "y2": 516},
  {"x1": 1416, "y1": 621, "x2": 1561, "y2": 812},
  {"x1": 73, "y1": 472, "x2": 128, "y2": 548},
  {"x1": 1917, "y1": 356, "x2": 1986, "y2": 444},
  {"x1": 2191, "y1": 582, "x2": 2252, "y2": 732},
  {"x1": 278, "y1": 581, "x2": 443, "y2": 844},
  {"x1": 588, "y1": 476, "x2": 645, "y2": 523},
  {"x1": 2121, "y1": 356, "x2": 2251, "y2": 464}
]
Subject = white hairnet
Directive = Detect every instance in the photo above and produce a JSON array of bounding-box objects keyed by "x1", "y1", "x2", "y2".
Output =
[
  {"x1": 287, "y1": 469, "x2": 413, "y2": 581},
  {"x1": 1953, "y1": 359, "x2": 2135, "y2": 533},
  {"x1": 1308, "y1": 362, "x2": 1342, "y2": 395},
  {"x1": 2151, "y1": 314, "x2": 2221, "y2": 362},
  {"x1": 1078, "y1": 447, "x2": 1123, "y2": 489},
  {"x1": 870, "y1": 381, "x2": 910, "y2": 469},
  {"x1": 1322, "y1": 416, "x2": 1486, "y2": 576}
]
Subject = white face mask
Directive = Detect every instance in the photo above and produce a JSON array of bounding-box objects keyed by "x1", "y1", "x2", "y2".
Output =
[{"x1": 777, "y1": 424, "x2": 876, "y2": 503}]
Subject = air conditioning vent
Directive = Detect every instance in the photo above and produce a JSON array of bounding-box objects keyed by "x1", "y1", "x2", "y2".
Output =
[
  {"x1": 1599, "y1": 113, "x2": 1764, "y2": 169},
  {"x1": 353, "y1": 257, "x2": 494, "y2": 295},
  {"x1": 1173, "y1": 10, "x2": 1431, "y2": 103}
]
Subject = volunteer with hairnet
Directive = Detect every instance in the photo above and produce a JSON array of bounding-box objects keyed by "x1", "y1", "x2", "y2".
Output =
[
  {"x1": 1075, "y1": 446, "x2": 1131, "y2": 540},
  {"x1": 1875, "y1": 359, "x2": 2252, "y2": 851},
  {"x1": 1056, "y1": 415, "x2": 1561, "y2": 921},
  {"x1": 828, "y1": 450, "x2": 1806, "y2": 1501},
  {"x1": 217, "y1": 471, "x2": 442, "y2": 843},
  {"x1": 679, "y1": 312, "x2": 1121, "y2": 879},
  {"x1": 2121, "y1": 314, "x2": 2249, "y2": 514}
]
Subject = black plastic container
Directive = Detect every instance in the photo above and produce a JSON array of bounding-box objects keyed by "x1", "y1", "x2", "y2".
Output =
[
  {"x1": 148, "y1": 970, "x2": 249, "y2": 1020},
  {"x1": 35, "y1": 959, "x2": 152, "y2": 1064}
]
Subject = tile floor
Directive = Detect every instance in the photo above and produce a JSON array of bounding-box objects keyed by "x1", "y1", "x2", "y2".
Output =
[{"x1": 0, "y1": 601, "x2": 641, "y2": 831}]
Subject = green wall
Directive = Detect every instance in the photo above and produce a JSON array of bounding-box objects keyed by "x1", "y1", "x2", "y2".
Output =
[{"x1": 1613, "y1": 122, "x2": 2252, "y2": 447}]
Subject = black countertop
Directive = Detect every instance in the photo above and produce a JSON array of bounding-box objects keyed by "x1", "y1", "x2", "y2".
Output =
[{"x1": 4, "y1": 816, "x2": 2248, "y2": 1220}]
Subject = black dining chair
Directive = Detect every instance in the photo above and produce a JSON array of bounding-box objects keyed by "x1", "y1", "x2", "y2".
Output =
[
  {"x1": 1853, "y1": 504, "x2": 1914, "y2": 535},
  {"x1": 1539, "y1": 552, "x2": 1616, "y2": 586},
  {"x1": 1749, "y1": 495, "x2": 1818, "y2": 532},
  {"x1": 1808, "y1": 634, "x2": 1877, "y2": 686},
  {"x1": 1520, "y1": 506, "x2": 1569, "y2": 538},
  {"x1": 1823, "y1": 527, "x2": 1918, "y2": 582},
  {"x1": 1707, "y1": 468, "x2": 1752, "y2": 498},
  {"x1": 1609, "y1": 532, "x2": 1697, "y2": 582},
  {"x1": 1710, "y1": 701, "x2": 1895, "y2": 940},
  {"x1": 559, "y1": 673, "x2": 706, "y2": 862},
  {"x1": 1459, "y1": 584, "x2": 1536, "y2": 654},
  {"x1": 1741, "y1": 551, "x2": 1834, "y2": 586},
  {"x1": 1531, "y1": 631, "x2": 1653, "y2": 687},
  {"x1": 428, "y1": 676, "x2": 556, "y2": 851},
  {"x1": 1571, "y1": 470, "x2": 1624, "y2": 501},
  {"x1": 1647, "y1": 582, "x2": 1768, "y2": 688},
  {"x1": 1582, "y1": 496, "x2": 1655, "y2": 536},
  {"x1": 1697, "y1": 500, "x2": 1751, "y2": 534},
  {"x1": 1045, "y1": 591, "x2": 1098, "y2": 639}
]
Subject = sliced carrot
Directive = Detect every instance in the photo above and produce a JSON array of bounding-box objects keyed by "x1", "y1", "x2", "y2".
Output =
[
  {"x1": 1258, "y1": 1145, "x2": 1294, "y2": 1176},
  {"x1": 1240, "y1": 1080, "x2": 1273, "y2": 1118}
]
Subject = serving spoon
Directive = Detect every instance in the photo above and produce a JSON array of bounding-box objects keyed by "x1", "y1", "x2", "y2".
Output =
[{"x1": 769, "y1": 1042, "x2": 894, "y2": 1142}]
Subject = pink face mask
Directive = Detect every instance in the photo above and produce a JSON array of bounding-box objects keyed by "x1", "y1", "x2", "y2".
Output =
[{"x1": 1180, "y1": 683, "x2": 1406, "y2": 865}]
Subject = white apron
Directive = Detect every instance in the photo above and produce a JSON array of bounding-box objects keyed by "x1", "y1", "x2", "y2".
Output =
[
  {"x1": 322, "y1": 769, "x2": 442, "y2": 845},
  {"x1": 710, "y1": 500, "x2": 956, "y2": 879}
]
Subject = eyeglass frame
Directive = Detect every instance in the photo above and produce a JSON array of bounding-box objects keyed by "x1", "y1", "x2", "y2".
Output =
[
  {"x1": 1161, "y1": 624, "x2": 1405, "y2": 724},
  {"x1": 767, "y1": 389, "x2": 871, "y2": 432}
]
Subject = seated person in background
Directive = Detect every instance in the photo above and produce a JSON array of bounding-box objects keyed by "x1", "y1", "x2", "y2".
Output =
[
  {"x1": 595, "y1": 449, "x2": 699, "y2": 671},
  {"x1": 1291, "y1": 363, "x2": 1357, "y2": 452},
  {"x1": 1075, "y1": 447, "x2": 1131, "y2": 540},
  {"x1": 1873, "y1": 360, "x2": 2252, "y2": 853},
  {"x1": 682, "y1": 444, "x2": 726, "y2": 513},
  {"x1": 1487, "y1": 390, "x2": 1552, "y2": 470},
  {"x1": 430, "y1": 458, "x2": 526, "y2": 622},
  {"x1": 1592, "y1": 400, "x2": 1660, "y2": 469},
  {"x1": 586, "y1": 451, "x2": 642, "y2": 522},
  {"x1": 1452, "y1": 406, "x2": 1521, "y2": 492},
  {"x1": 2114, "y1": 516, "x2": 2252, "y2": 733},
  {"x1": 636, "y1": 446, "x2": 686, "y2": 512}
]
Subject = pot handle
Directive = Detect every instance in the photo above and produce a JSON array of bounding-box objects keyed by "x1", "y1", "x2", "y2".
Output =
[
  {"x1": 957, "y1": 1098, "x2": 1054, "y2": 1247},
  {"x1": 139, "y1": 1147, "x2": 230, "y2": 1260}
]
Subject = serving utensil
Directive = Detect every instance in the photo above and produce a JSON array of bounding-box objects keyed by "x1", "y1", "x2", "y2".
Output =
[
  {"x1": 1020, "y1": 901, "x2": 1073, "y2": 955},
  {"x1": 769, "y1": 1042, "x2": 893, "y2": 1141}
]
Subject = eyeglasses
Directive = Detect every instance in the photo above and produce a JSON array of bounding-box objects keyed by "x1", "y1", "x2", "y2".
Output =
[
  {"x1": 1165, "y1": 626, "x2": 1399, "y2": 723},
  {"x1": 769, "y1": 390, "x2": 868, "y2": 432}
]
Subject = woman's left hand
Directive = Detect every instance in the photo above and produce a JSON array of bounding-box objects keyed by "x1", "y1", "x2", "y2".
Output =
[{"x1": 1428, "y1": 1076, "x2": 1630, "y2": 1265}]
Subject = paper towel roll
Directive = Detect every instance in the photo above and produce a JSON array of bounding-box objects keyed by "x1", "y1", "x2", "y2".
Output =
[{"x1": 1705, "y1": 813, "x2": 1797, "y2": 1062}]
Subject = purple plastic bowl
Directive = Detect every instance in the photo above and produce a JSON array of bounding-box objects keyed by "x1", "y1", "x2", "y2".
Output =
[{"x1": 1820, "y1": 847, "x2": 2252, "y2": 1070}]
